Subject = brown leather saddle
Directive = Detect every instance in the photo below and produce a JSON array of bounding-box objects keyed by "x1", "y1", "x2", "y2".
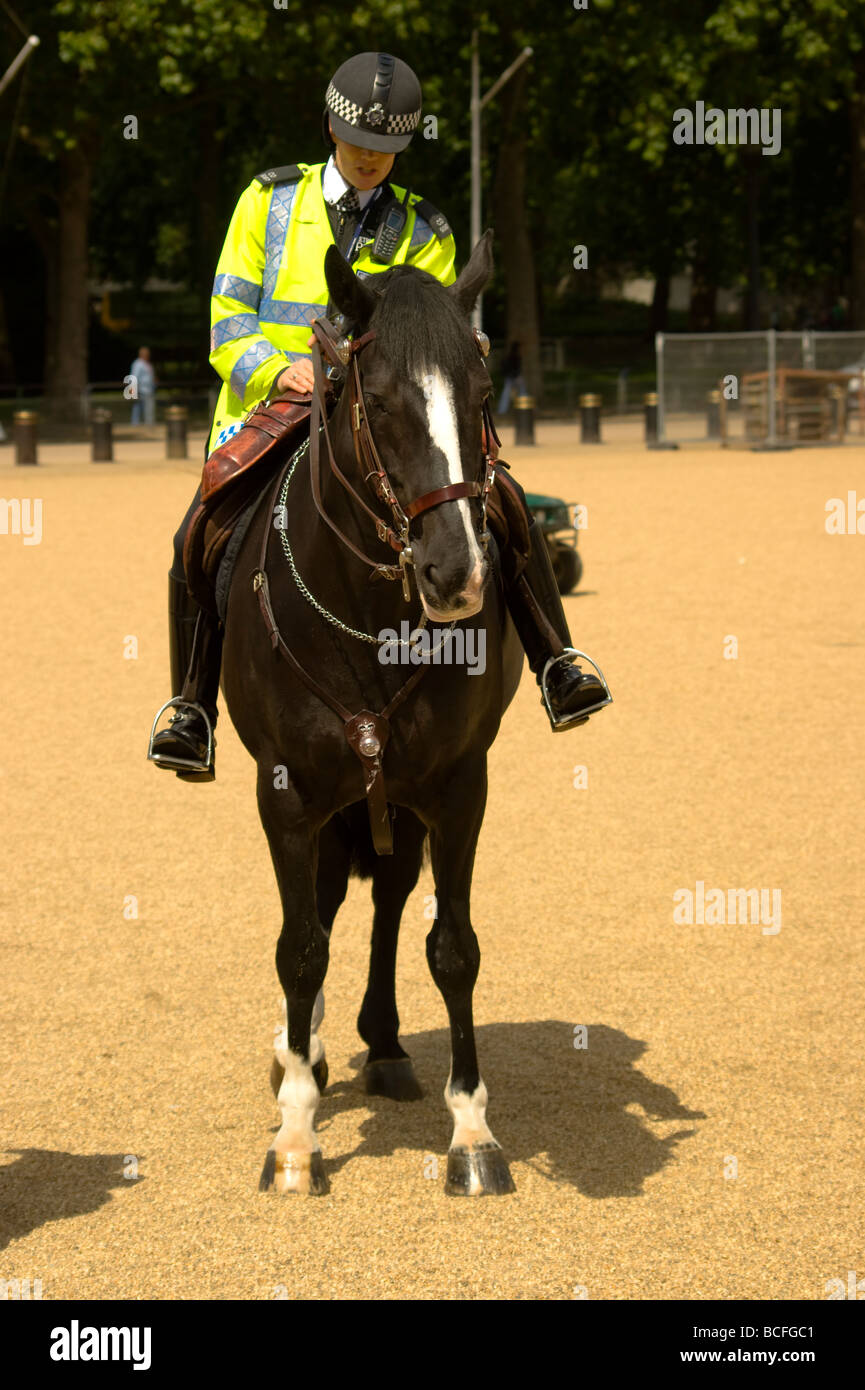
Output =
[
  {"x1": 183, "y1": 391, "x2": 318, "y2": 614},
  {"x1": 182, "y1": 389, "x2": 530, "y2": 617}
]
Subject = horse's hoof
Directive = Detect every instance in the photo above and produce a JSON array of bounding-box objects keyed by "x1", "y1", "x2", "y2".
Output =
[
  {"x1": 363, "y1": 1057, "x2": 424, "y2": 1101},
  {"x1": 259, "y1": 1148, "x2": 329, "y2": 1196},
  {"x1": 312, "y1": 1056, "x2": 329, "y2": 1093},
  {"x1": 445, "y1": 1143, "x2": 515, "y2": 1196}
]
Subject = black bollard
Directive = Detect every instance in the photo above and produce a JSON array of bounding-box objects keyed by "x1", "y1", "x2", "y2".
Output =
[
  {"x1": 644, "y1": 391, "x2": 659, "y2": 444},
  {"x1": 828, "y1": 383, "x2": 843, "y2": 440},
  {"x1": 513, "y1": 394, "x2": 536, "y2": 445},
  {"x1": 706, "y1": 388, "x2": 721, "y2": 439},
  {"x1": 165, "y1": 404, "x2": 188, "y2": 459},
  {"x1": 14, "y1": 410, "x2": 38, "y2": 465},
  {"x1": 579, "y1": 392, "x2": 602, "y2": 444},
  {"x1": 91, "y1": 407, "x2": 114, "y2": 462}
]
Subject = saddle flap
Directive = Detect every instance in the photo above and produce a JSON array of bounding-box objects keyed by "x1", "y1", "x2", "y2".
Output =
[
  {"x1": 486, "y1": 464, "x2": 531, "y2": 580},
  {"x1": 201, "y1": 395, "x2": 313, "y2": 503},
  {"x1": 184, "y1": 393, "x2": 325, "y2": 613}
]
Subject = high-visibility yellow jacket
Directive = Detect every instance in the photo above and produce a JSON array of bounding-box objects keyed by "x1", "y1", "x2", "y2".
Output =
[{"x1": 208, "y1": 162, "x2": 456, "y2": 454}]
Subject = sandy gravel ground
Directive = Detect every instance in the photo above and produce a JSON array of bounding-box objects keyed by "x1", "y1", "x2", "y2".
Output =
[{"x1": 1, "y1": 422, "x2": 863, "y2": 1301}]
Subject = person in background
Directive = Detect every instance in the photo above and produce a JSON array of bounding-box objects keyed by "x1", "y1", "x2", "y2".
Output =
[
  {"x1": 130, "y1": 346, "x2": 156, "y2": 425},
  {"x1": 498, "y1": 339, "x2": 526, "y2": 414}
]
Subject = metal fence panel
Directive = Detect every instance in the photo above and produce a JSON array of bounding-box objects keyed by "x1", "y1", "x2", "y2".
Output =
[
  {"x1": 657, "y1": 331, "x2": 865, "y2": 445},
  {"x1": 657, "y1": 332, "x2": 770, "y2": 443}
]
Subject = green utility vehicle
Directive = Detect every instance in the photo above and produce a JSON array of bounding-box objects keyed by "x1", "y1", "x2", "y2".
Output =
[{"x1": 524, "y1": 493, "x2": 583, "y2": 594}]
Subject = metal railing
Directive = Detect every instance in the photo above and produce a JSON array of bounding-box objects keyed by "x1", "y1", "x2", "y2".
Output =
[
  {"x1": 655, "y1": 330, "x2": 865, "y2": 445},
  {"x1": 0, "y1": 381, "x2": 218, "y2": 427}
]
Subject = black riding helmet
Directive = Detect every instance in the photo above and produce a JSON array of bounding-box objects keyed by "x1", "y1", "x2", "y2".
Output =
[{"x1": 321, "y1": 52, "x2": 422, "y2": 153}]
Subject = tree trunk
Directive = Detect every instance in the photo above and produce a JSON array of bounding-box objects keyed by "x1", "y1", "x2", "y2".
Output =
[
  {"x1": 849, "y1": 54, "x2": 865, "y2": 328},
  {"x1": 47, "y1": 146, "x2": 93, "y2": 420},
  {"x1": 649, "y1": 265, "x2": 671, "y2": 337},
  {"x1": 25, "y1": 205, "x2": 59, "y2": 391},
  {"x1": 491, "y1": 65, "x2": 542, "y2": 403},
  {"x1": 688, "y1": 247, "x2": 717, "y2": 332},
  {"x1": 0, "y1": 285, "x2": 14, "y2": 382},
  {"x1": 743, "y1": 153, "x2": 761, "y2": 330},
  {"x1": 194, "y1": 106, "x2": 225, "y2": 346}
]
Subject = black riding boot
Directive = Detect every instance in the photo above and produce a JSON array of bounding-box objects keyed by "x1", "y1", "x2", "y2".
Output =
[
  {"x1": 148, "y1": 574, "x2": 222, "y2": 780},
  {"x1": 506, "y1": 518, "x2": 612, "y2": 731}
]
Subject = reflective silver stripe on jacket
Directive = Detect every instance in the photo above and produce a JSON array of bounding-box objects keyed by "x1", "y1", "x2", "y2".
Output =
[
  {"x1": 263, "y1": 182, "x2": 300, "y2": 299},
  {"x1": 259, "y1": 297, "x2": 326, "y2": 328},
  {"x1": 229, "y1": 340, "x2": 283, "y2": 400},
  {"x1": 212, "y1": 273, "x2": 262, "y2": 310},
  {"x1": 210, "y1": 313, "x2": 260, "y2": 351}
]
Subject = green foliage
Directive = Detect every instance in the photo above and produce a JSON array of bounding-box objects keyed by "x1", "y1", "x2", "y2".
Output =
[{"x1": 1, "y1": 0, "x2": 863, "y2": 385}]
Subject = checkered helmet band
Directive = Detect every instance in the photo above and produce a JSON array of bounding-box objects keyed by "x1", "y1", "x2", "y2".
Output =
[{"x1": 326, "y1": 82, "x2": 420, "y2": 136}]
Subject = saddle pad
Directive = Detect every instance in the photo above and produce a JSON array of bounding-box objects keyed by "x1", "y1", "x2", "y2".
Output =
[
  {"x1": 215, "y1": 486, "x2": 271, "y2": 624},
  {"x1": 184, "y1": 448, "x2": 288, "y2": 614}
]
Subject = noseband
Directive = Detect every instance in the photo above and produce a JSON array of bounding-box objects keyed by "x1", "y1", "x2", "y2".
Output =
[{"x1": 308, "y1": 315, "x2": 499, "y2": 600}]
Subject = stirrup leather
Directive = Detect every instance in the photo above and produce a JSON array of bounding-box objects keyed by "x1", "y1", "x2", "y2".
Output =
[
  {"x1": 540, "y1": 648, "x2": 613, "y2": 731},
  {"x1": 147, "y1": 697, "x2": 215, "y2": 772}
]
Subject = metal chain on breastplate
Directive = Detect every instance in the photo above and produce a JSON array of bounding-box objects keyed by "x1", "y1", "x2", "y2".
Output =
[{"x1": 276, "y1": 430, "x2": 456, "y2": 655}]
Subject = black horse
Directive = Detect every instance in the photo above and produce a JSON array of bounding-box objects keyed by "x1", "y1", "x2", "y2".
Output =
[{"x1": 223, "y1": 232, "x2": 523, "y2": 1196}]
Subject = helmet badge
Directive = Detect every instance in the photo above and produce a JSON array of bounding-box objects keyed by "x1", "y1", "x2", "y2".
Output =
[{"x1": 365, "y1": 102, "x2": 386, "y2": 127}]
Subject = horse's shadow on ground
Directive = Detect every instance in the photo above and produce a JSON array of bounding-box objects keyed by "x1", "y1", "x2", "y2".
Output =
[
  {"x1": 0, "y1": 1151, "x2": 143, "y2": 1250},
  {"x1": 315, "y1": 1021, "x2": 706, "y2": 1197}
]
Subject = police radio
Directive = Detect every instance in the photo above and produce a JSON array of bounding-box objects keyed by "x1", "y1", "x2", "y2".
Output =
[{"x1": 371, "y1": 190, "x2": 409, "y2": 263}]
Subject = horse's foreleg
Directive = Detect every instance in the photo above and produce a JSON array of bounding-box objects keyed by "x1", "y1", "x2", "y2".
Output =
[
  {"x1": 270, "y1": 818, "x2": 352, "y2": 1101},
  {"x1": 427, "y1": 759, "x2": 515, "y2": 1197},
  {"x1": 257, "y1": 771, "x2": 330, "y2": 1196},
  {"x1": 359, "y1": 809, "x2": 427, "y2": 1101}
]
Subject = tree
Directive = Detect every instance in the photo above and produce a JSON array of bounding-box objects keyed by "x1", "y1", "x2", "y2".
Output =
[
  {"x1": 3, "y1": 0, "x2": 864, "y2": 418},
  {"x1": 5, "y1": 0, "x2": 271, "y2": 416}
]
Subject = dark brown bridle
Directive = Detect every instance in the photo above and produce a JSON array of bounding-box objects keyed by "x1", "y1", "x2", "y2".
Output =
[
  {"x1": 307, "y1": 314, "x2": 499, "y2": 598},
  {"x1": 252, "y1": 314, "x2": 500, "y2": 857}
]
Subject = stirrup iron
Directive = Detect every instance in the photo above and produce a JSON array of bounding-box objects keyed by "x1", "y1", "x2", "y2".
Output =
[
  {"x1": 147, "y1": 697, "x2": 215, "y2": 772},
  {"x1": 540, "y1": 648, "x2": 613, "y2": 731}
]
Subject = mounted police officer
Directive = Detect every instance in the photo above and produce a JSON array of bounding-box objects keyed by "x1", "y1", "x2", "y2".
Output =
[{"x1": 150, "y1": 51, "x2": 611, "y2": 781}]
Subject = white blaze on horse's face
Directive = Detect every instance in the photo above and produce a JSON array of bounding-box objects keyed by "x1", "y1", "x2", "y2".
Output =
[{"x1": 414, "y1": 367, "x2": 486, "y2": 622}]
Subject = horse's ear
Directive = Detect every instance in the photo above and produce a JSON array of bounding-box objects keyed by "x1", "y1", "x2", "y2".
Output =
[
  {"x1": 324, "y1": 245, "x2": 377, "y2": 328},
  {"x1": 447, "y1": 229, "x2": 494, "y2": 316}
]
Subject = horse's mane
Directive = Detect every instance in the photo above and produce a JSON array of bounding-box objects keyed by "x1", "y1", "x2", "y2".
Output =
[{"x1": 368, "y1": 265, "x2": 475, "y2": 377}]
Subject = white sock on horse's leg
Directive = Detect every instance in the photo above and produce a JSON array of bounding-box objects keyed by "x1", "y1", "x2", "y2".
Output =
[
  {"x1": 274, "y1": 989, "x2": 325, "y2": 1070},
  {"x1": 263, "y1": 994, "x2": 328, "y2": 1195},
  {"x1": 445, "y1": 1074, "x2": 497, "y2": 1152}
]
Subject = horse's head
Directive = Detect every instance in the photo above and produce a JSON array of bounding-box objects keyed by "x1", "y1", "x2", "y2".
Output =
[{"x1": 324, "y1": 233, "x2": 495, "y2": 622}]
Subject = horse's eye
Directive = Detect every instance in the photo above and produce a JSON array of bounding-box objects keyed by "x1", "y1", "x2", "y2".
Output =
[{"x1": 365, "y1": 393, "x2": 387, "y2": 414}]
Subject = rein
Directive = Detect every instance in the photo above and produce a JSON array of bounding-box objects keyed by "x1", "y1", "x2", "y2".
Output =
[{"x1": 252, "y1": 311, "x2": 499, "y2": 857}]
